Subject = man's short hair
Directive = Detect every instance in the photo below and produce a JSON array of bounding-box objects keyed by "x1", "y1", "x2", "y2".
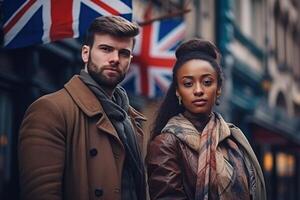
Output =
[{"x1": 84, "y1": 15, "x2": 139, "y2": 47}]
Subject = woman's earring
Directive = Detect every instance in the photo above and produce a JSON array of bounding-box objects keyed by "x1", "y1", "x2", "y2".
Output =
[
  {"x1": 215, "y1": 96, "x2": 220, "y2": 106},
  {"x1": 177, "y1": 96, "x2": 182, "y2": 105}
]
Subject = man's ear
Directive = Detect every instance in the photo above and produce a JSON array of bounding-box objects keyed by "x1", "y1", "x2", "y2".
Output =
[{"x1": 81, "y1": 45, "x2": 90, "y2": 64}]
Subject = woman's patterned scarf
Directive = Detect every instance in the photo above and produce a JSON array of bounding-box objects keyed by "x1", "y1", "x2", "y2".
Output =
[{"x1": 162, "y1": 112, "x2": 254, "y2": 200}]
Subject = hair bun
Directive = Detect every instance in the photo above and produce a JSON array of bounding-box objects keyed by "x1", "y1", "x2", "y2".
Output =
[{"x1": 175, "y1": 38, "x2": 220, "y2": 64}]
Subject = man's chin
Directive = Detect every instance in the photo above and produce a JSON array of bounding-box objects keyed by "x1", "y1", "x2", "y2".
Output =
[
  {"x1": 89, "y1": 71, "x2": 125, "y2": 88},
  {"x1": 104, "y1": 76, "x2": 122, "y2": 86},
  {"x1": 96, "y1": 78, "x2": 121, "y2": 88}
]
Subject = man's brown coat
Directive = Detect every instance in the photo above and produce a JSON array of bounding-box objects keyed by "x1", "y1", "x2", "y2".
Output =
[{"x1": 19, "y1": 75, "x2": 146, "y2": 200}]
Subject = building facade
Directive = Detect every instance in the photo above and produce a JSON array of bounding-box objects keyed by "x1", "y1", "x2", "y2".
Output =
[{"x1": 214, "y1": 0, "x2": 300, "y2": 199}]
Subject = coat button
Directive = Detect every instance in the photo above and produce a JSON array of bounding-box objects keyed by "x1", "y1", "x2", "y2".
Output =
[
  {"x1": 95, "y1": 188, "x2": 103, "y2": 197},
  {"x1": 89, "y1": 148, "x2": 98, "y2": 157}
]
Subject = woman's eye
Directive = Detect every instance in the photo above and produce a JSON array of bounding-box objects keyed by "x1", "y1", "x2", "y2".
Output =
[
  {"x1": 203, "y1": 79, "x2": 212, "y2": 86},
  {"x1": 183, "y1": 82, "x2": 193, "y2": 87}
]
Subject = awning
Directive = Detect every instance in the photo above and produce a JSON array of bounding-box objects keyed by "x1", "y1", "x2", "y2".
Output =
[{"x1": 246, "y1": 101, "x2": 300, "y2": 147}]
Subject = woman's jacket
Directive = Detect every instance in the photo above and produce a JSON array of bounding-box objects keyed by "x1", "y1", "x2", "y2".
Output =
[{"x1": 147, "y1": 113, "x2": 266, "y2": 200}]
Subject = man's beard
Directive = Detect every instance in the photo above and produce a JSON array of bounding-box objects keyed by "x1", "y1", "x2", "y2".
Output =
[{"x1": 87, "y1": 59, "x2": 126, "y2": 89}]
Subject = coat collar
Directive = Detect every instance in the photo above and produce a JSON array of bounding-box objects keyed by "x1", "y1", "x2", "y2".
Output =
[
  {"x1": 64, "y1": 75, "x2": 146, "y2": 120},
  {"x1": 64, "y1": 75, "x2": 102, "y2": 117},
  {"x1": 64, "y1": 75, "x2": 120, "y2": 143}
]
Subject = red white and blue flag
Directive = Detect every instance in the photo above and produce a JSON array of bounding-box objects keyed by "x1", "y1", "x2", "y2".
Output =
[
  {"x1": 122, "y1": 18, "x2": 186, "y2": 98},
  {"x1": 3, "y1": 0, "x2": 132, "y2": 48}
]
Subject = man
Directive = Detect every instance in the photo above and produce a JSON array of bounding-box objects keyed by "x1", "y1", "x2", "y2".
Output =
[{"x1": 19, "y1": 16, "x2": 147, "y2": 200}]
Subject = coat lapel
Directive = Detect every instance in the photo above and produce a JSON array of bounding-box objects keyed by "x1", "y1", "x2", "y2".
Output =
[
  {"x1": 64, "y1": 75, "x2": 147, "y2": 152},
  {"x1": 230, "y1": 125, "x2": 266, "y2": 199},
  {"x1": 96, "y1": 112, "x2": 124, "y2": 148},
  {"x1": 64, "y1": 75, "x2": 122, "y2": 145}
]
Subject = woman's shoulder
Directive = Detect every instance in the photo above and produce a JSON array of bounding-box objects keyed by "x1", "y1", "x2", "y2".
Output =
[
  {"x1": 225, "y1": 123, "x2": 258, "y2": 159},
  {"x1": 147, "y1": 133, "x2": 182, "y2": 164},
  {"x1": 225, "y1": 123, "x2": 250, "y2": 145},
  {"x1": 150, "y1": 133, "x2": 180, "y2": 148},
  {"x1": 226, "y1": 123, "x2": 248, "y2": 141},
  {"x1": 226, "y1": 122, "x2": 240, "y2": 130}
]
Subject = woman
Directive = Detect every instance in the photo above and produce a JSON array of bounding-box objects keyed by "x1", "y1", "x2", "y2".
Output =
[{"x1": 146, "y1": 39, "x2": 266, "y2": 200}]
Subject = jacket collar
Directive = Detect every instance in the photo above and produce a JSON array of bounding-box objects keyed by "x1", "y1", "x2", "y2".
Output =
[
  {"x1": 162, "y1": 113, "x2": 230, "y2": 151},
  {"x1": 230, "y1": 125, "x2": 266, "y2": 190}
]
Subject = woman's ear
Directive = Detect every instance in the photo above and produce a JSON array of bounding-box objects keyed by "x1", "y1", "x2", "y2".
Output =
[
  {"x1": 175, "y1": 89, "x2": 183, "y2": 105},
  {"x1": 215, "y1": 87, "x2": 222, "y2": 106},
  {"x1": 81, "y1": 45, "x2": 90, "y2": 64},
  {"x1": 176, "y1": 89, "x2": 180, "y2": 98},
  {"x1": 216, "y1": 87, "x2": 222, "y2": 97}
]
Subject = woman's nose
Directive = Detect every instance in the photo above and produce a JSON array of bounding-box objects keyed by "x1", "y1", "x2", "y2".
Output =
[{"x1": 194, "y1": 83, "x2": 203, "y2": 96}]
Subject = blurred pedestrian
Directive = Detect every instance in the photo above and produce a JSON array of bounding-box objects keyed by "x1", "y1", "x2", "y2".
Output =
[
  {"x1": 147, "y1": 38, "x2": 266, "y2": 200},
  {"x1": 19, "y1": 15, "x2": 147, "y2": 200}
]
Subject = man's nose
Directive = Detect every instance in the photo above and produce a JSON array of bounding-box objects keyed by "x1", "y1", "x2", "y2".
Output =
[{"x1": 109, "y1": 50, "x2": 120, "y2": 64}]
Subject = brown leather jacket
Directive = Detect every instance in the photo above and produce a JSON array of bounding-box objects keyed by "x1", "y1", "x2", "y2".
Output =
[
  {"x1": 147, "y1": 133, "x2": 197, "y2": 200},
  {"x1": 147, "y1": 125, "x2": 266, "y2": 200}
]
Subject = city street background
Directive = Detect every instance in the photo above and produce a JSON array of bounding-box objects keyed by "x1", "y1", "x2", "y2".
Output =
[{"x1": 1, "y1": 0, "x2": 300, "y2": 199}]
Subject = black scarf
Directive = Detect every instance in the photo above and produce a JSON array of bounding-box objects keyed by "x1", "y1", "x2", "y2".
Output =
[{"x1": 79, "y1": 70, "x2": 146, "y2": 200}]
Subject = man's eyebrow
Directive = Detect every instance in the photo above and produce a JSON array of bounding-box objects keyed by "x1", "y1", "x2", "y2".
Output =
[
  {"x1": 97, "y1": 44, "x2": 112, "y2": 47},
  {"x1": 97, "y1": 44, "x2": 131, "y2": 52}
]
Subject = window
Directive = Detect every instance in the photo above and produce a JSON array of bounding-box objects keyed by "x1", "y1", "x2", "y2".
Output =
[
  {"x1": 252, "y1": 0, "x2": 264, "y2": 47},
  {"x1": 233, "y1": 0, "x2": 252, "y2": 36},
  {"x1": 232, "y1": 0, "x2": 242, "y2": 27},
  {"x1": 0, "y1": 91, "x2": 13, "y2": 187},
  {"x1": 232, "y1": 0, "x2": 265, "y2": 47},
  {"x1": 286, "y1": 28, "x2": 293, "y2": 69}
]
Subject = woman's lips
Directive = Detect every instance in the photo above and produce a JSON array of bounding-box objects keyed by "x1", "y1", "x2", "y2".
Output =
[{"x1": 192, "y1": 99, "x2": 207, "y2": 106}]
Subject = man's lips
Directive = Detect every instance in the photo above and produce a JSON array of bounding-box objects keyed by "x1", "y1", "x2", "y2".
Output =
[
  {"x1": 103, "y1": 67, "x2": 120, "y2": 75},
  {"x1": 103, "y1": 67, "x2": 119, "y2": 72}
]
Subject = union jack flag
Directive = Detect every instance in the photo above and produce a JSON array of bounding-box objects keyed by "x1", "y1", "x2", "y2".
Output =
[
  {"x1": 122, "y1": 18, "x2": 186, "y2": 98},
  {"x1": 3, "y1": 0, "x2": 132, "y2": 48}
]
